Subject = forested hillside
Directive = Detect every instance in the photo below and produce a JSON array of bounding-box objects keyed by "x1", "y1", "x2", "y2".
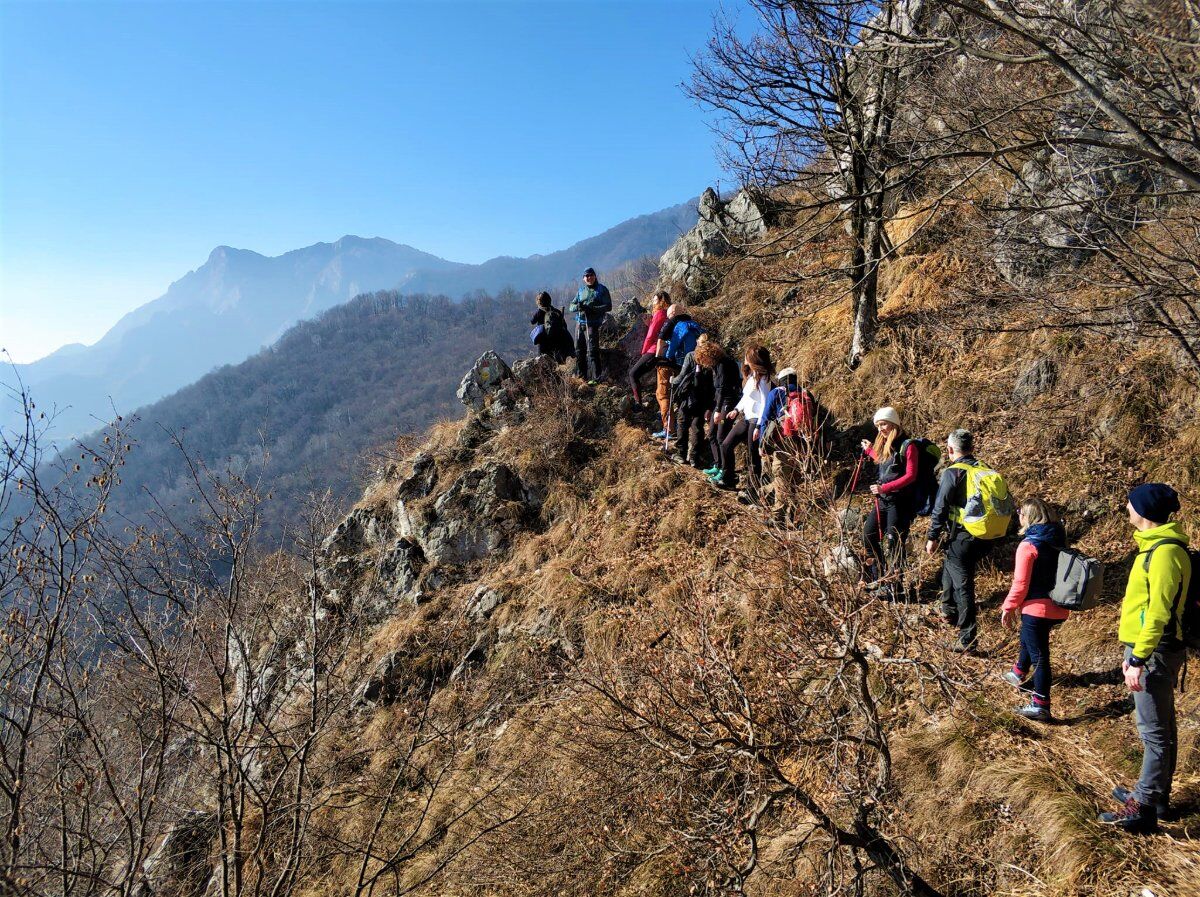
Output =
[{"x1": 95, "y1": 290, "x2": 536, "y2": 540}]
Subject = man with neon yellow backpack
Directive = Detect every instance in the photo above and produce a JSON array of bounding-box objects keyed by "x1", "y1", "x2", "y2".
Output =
[{"x1": 926, "y1": 429, "x2": 1014, "y2": 652}]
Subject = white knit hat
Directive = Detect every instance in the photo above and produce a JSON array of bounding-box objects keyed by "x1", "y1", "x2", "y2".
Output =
[
  {"x1": 777, "y1": 367, "x2": 797, "y2": 380},
  {"x1": 873, "y1": 406, "x2": 901, "y2": 427}
]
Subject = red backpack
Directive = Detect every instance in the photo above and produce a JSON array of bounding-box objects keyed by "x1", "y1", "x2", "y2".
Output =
[{"x1": 780, "y1": 388, "x2": 816, "y2": 439}]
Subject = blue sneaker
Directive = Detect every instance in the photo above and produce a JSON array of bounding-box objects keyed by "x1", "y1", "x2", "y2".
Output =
[{"x1": 651, "y1": 430, "x2": 667, "y2": 440}]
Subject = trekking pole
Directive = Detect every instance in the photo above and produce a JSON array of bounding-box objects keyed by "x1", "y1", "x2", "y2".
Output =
[
  {"x1": 663, "y1": 404, "x2": 673, "y2": 453},
  {"x1": 843, "y1": 452, "x2": 866, "y2": 516}
]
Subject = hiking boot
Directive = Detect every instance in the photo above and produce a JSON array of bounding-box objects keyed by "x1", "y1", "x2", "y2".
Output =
[
  {"x1": 1014, "y1": 702, "x2": 1051, "y2": 722},
  {"x1": 650, "y1": 430, "x2": 668, "y2": 440},
  {"x1": 1098, "y1": 798, "x2": 1158, "y2": 833},
  {"x1": 1112, "y1": 787, "x2": 1174, "y2": 821},
  {"x1": 1002, "y1": 668, "x2": 1030, "y2": 689},
  {"x1": 668, "y1": 453, "x2": 687, "y2": 465},
  {"x1": 950, "y1": 639, "x2": 977, "y2": 654}
]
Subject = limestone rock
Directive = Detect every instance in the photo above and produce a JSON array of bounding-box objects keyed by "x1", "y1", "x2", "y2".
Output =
[
  {"x1": 321, "y1": 507, "x2": 373, "y2": 557},
  {"x1": 457, "y1": 350, "x2": 513, "y2": 413},
  {"x1": 659, "y1": 187, "x2": 775, "y2": 291},
  {"x1": 377, "y1": 537, "x2": 426, "y2": 607},
  {"x1": 356, "y1": 648, "x2": 449, "y2": 707},
  {"x1": 511, "y1": 352, "x2": 563, "y2": 390},
  {"x1": 467, "y1": 585, "x2": 506, "y2": 621},
  {"x1": 450, "y1": 631, "x2": 491, "y2": 681},
  {"x1": 401, "y1": 462, "x2": 538, "y2": 567},
  {"x1": 137, "y1": 810, "x2": 218, "y2": 897},
  {"x1": 1013, "y1": 357, "x2": 1057, "y2": 404}
]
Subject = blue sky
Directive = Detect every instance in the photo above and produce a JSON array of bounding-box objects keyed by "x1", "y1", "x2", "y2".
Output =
[{"x1": 0, "y1": 0, "x2": 730, "y2": 363}]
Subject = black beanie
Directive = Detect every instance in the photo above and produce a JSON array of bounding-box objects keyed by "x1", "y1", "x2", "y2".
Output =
[{"x1": 1128, "y1": 483, "x2": 1181, "y2": 523}]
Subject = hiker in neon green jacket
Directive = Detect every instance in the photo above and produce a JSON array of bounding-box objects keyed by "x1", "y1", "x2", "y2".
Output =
[
  {"x1": 1119, "y1": 519, "x2": 1190, "y2": 661},
  {"x1": 1100, "y1": 483, "x2": 1190, "y2": 834}
]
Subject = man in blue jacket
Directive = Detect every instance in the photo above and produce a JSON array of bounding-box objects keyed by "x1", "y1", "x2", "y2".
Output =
[{"x1": 568, "y1": 267, "x2": 612, "y2": 383}]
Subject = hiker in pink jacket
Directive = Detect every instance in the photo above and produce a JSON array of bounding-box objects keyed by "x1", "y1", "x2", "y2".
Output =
[
  {"x1": 1000, "y1": 497, "x2": 1070, "y2": 722},
  {"x1": 628, "y1": 291, "x2": 670, "y2": 406}
]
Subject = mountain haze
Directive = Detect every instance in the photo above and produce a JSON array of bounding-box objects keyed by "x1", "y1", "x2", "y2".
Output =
[{"x1": 8, "y1": 200, "x2": 697, "y2": 441}]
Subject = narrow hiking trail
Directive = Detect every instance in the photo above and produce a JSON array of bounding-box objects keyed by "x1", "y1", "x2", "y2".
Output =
[{"x1": 627, "y1": 386, "x2": 1200, "y2": 891}]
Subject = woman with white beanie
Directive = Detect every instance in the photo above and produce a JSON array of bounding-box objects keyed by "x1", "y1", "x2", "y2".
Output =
[{"x1": 859, "y1": 406, "x2": 920, "y2": 593}]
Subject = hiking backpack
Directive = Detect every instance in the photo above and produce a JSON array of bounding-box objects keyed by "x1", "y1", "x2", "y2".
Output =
[
  {"x1": 1141, "y1": 539, "x2": 1200, "y2": 652},
  {"x1": 906, "y1": 438, "x2": 943, "y2": 517},
  {"x1": 665, "y1": 320, "x2": 704, "y2": 365},
  {"x1": 780, "y1": 389, "x2": 817, "y2": 439},
  {"x1": 949, "y1": 459, "x2": 1013, "y2": 539},
  {"x1": 1050, "y1": 548, "x2": 1106, "y2": 611}
]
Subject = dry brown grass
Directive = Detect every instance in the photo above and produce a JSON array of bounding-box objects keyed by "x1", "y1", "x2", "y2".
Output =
[{"x1": 295, "y1": 188, "x2": 1200, "y2": 897}]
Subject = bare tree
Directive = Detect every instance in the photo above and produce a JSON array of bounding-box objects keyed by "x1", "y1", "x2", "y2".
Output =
[
  {"x1": 690, "y1": 0, "x2": 936, "y2": 367},
  {"x1": 570, "y1": 472, "x2": 971, "y2": 896}
]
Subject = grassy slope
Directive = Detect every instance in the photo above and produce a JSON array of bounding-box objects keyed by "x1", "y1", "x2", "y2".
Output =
[{"x1": 300, "y1": 203, "x2": 1200, "y2": 896}]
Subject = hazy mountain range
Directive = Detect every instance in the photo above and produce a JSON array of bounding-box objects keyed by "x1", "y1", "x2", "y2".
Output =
[{"x1": 7, "y1": 199, "x2": 696, "y2": 441}]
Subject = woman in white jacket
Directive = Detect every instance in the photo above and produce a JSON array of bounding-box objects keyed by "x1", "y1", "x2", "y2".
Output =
[{"x1": 714, "y1": 344, "x2": 775, "y2": 491}]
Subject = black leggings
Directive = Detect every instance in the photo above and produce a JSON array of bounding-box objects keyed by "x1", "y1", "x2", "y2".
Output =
[
  {"x1": 719, "y1": 417, "x2": 761, "y2": 487},
  {"x1": 862, "y1": 498, "x2": 914, "y2": 583},
  {"x1": 628, "y1": 352, "x2": 657, "y2": 399}
]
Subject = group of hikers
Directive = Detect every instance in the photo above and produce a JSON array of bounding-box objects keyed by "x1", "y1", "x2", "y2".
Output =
[{"x1": 530, "y1": 268, "x2": 1196, "y2": 834}]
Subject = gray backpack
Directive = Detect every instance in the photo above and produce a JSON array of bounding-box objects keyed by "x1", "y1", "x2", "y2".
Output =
[{"x1": 1050, "y1": 548, "x2": 1105, "y2": 610}]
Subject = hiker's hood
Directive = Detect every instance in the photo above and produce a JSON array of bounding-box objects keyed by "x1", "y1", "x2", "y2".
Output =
[{"x1": 1024, "y1": 522, "x2": 1064, "y2": 548}]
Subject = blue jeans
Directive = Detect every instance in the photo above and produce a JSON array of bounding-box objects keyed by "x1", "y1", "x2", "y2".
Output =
[{"x1": 1016, "y1": 615, "x2": 1061, "y2": 704}]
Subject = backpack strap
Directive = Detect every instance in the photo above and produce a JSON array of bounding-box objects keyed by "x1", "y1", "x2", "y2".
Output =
[{"x1": 1140, "y1": 538, "x2": 1190, "y2": 647}]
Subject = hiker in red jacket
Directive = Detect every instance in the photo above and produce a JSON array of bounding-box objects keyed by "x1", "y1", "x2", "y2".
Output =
[
  {"x1": 860, "y1": 406, "x2": 919, "y2": 593},
  {"x1": 627, "y1": 291, "x2": 669, "y2": 406}
]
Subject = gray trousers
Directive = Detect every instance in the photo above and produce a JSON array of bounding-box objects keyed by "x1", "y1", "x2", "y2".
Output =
[{"x1": 1127, "y1": 645, "x2": 1186, "y2": 814}]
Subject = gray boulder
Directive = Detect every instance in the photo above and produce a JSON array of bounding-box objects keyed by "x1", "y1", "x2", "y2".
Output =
[
  {"x1": 659, "y1": 187, "x2": 774, "y2": 291},
  {"x1": 1013, "y1": 357, "x2": 1057, "y2": 404},
  {"x1": 467, "y1": 585, "x2": 507, "y2": 621},
  {"x1": 137, "y1": 810, "x2": 218, "y2": 897},
  {"x1": 449, "y1": 631, "x2": 491, "y2": 682},
  {"x1": 512, "y1": 352, "x2": 561, "y2": 386},
  {"x1": 457, "y1": 350, "x2": 513, "y2": 413},
  {"x1": 377, "y1": 537, "x2": 427, "y2": 607},
  {"x1": 398, "y1": 462, "x2": 537, "y2": 567},
  {"x1": 356, "y1": 648, "x2": 449, "y2": 707}
]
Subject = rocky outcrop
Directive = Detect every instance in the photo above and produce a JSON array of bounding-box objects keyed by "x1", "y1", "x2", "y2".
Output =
[
  {"x1": 356, "y1": 648, "x2": 451, "y2": 706},
  {"x1": 457, "y1": 350, "x2": 513, "y2": 412},
  {"x1": 397, "y1": 462, "x2": 539, "y2": 566},
  {"x1": 467, "y1": 585, "x2": 507, "y2": 621},
  {"x1": 377, "y1": 537, "x2": 427, "y2": 607},
  {"x1": 137, "y1": 810, "x2": 218, "y2": 897},
  {"x1": 1013, "y1": 357, "x2": 1057, "y2": 405},
  {"x1": 659, "y1": 187, "x2": 774, "y2": 292}
]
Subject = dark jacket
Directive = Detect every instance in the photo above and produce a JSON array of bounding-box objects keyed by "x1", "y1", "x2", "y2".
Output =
[
  {"x1": 712, "y1": 357, "x2": 742, "y2": 413},
  {"x1": 1025, "y1": 522, "x2": 1066, "y2": 598},
  {"x1": 927, "y1": 455, "x2": 975, "y2": 540},
  {"x1": 569, "y1": 282, "x2": 613, "y2": 325},
  {"x1": 531, "y1": 306, "x2": 573, "y2": 361},
  {"x1": 671, "y1": 351, "x2": 715, "y2": 414}
]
